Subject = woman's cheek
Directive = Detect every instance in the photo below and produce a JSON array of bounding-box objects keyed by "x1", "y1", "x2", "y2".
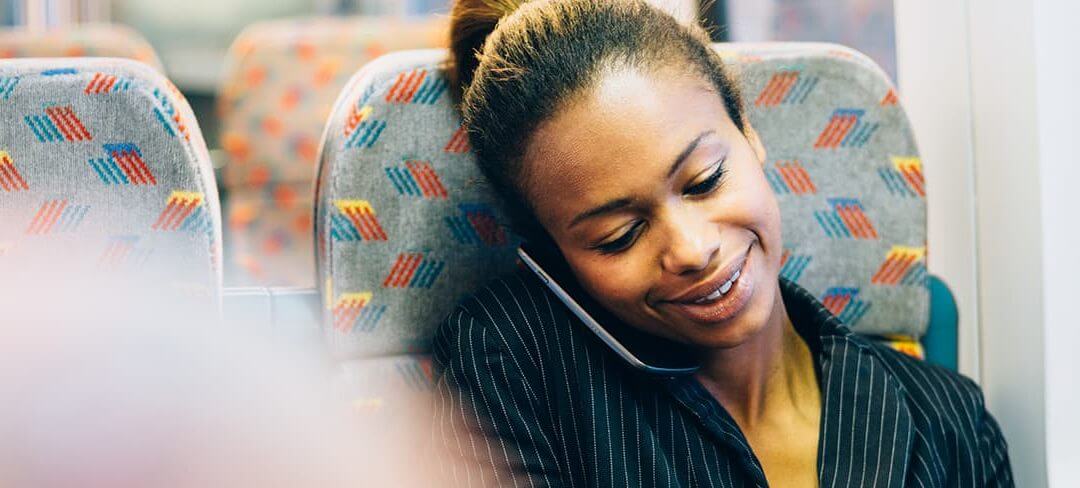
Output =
[{"x1": 574, "y1": 253, "x2": 650, "y2": 309}]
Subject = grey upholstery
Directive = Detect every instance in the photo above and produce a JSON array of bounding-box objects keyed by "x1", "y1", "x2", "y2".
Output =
[
  {"x1": 315, "y1": 43, "x2": 927, "y2": 362},
  {"x1": 0, "y1": 58, "x2": 222, "y2": 297}
]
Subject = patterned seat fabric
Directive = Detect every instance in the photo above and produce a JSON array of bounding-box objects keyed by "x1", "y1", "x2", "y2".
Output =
[
  {"x1": 0, "y1": 58, "x2": 222, "y2": 297},
  {"x1": 315, "y1": 43, "x2": 928, "y2": 426},
  {"x1": 217, "y1": 17, "x2": 447, "y2": 287},
  {"x1": 316, "y1": 43, "x2": 927, "y2": 361},
  {"x1": 0, "y1": 24, "x2": 163, "y2": 71}
]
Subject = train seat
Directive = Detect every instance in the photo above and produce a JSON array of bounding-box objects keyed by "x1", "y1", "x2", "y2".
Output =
[
  {"x1": 216, "y1": 16, "x2": 448, "y2": 287},
  {"x1": 308, "y1": 40, "x2": 954, "y2": 475},
  {"x1": 0, "y1": 57, "x2": 221, "y2": 302},
  {"x1": 0, "y1": 24, "x2": 163, "y2": 71}
]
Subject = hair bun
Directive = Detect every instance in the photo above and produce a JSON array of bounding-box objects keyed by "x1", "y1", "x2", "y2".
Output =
[{"x1": 448, "y1": 0, "x2": 528, "y2": 100}]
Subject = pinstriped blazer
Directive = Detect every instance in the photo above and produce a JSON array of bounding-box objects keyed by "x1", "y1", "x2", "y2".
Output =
[{"x1": 432, "y1": 271, "x2": 1013, "y2": 487}]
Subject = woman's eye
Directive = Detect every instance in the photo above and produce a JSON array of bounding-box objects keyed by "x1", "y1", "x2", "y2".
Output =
[
  {"x1": 685, "y1": 161, "x2": 726, "y2": 196},
  {"x1": 595, "y1": 221, "x2": 645, "y2": 254}
]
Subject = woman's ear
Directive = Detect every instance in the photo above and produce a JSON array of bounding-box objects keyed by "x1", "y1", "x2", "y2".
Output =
[{"x1": 744, "y1": 123, "x2": 767, "y2": 164}]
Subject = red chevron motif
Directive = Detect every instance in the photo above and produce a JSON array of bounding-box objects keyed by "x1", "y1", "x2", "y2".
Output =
[
  {"x1": 835, "y1": 203, "x2": 878, "y2": 239},
  {"x1": 45, "y1": 106, "x2": 92, "y2": 141},
  {"x1": 775, "y1": 160, "x2": 817, "y2": 194},
  {"x1": 0, "y1": 151, "x2": 28, "y2": 192},
  {"x1": 813, "y1": 110, "x2": 860, "y2": 149},
  {"x1": 335, "y1": 200, "x2": 388, "y2": 241},
  {"x1": 383, "y1": 253, "x2": 424, "y2": 287},
  {"x1": 406, "y1": 160, "x2": 448, "y2": 198},
  {"x1": 107, "y1": 143, "x2": 157, "y2": 185},
  {"x1": 880, "y1": 89, "x2": 899, "y2": 106},
  {"x1": 755, "y1": 71, "x2": 799, "y2": 107},
  {"x1": 871, "y1": 247, "x2": 925, "y2": 285},
  {"x1": 84, "y1": 72, "x2": 117, "y2": 94},
  {"x1": 821, "y1": 289, "x2": 854, "y2": 316},
  {"x1": 344, "y1": 104, "x2": 372, "y2": 137},
  {"x1": 332, "y1": 292, "x2": 372, "y2": 333},
  {"x1": 893, "y1": 157, "x2": 926, "y2": 197},
  {"x1": 25, "y1": 199, "x2": 67, "y2": 234},
  {"x1": 385, "y1": 69, "x2": 427, "y2": 103},
  {"x1": 444, "y1": 125, "x2": 470, "y2": 153},
  {"x1": 467, "y1": 211, "x2": 506, "y2": 246},
  {"x1": 151, "y1": 191, "x2": 203, "y2": 231}
]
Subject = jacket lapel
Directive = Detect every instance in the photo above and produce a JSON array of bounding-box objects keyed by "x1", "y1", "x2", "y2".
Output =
[{"x1": 814, "y1": 328, "x2": 914, "y2": 488}]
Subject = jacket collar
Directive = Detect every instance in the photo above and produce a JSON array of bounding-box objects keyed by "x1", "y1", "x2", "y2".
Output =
[{"x1": 664, "y1": 278, "x2": 914, "y2": 486}]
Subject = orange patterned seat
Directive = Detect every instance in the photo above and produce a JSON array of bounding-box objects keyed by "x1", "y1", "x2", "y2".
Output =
[{"x1": 217, "y1": 16, "x2": 447, "y2": 287}]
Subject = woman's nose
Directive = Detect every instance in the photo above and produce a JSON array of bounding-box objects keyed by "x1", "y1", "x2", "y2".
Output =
[{"x1": 659, "y1": 208, "x2": 721, "y2": 276}]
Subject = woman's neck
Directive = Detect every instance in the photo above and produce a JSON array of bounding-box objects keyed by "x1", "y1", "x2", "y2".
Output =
[{"x1": 693, "y1": 284, "x2": 818, "y2": 429}]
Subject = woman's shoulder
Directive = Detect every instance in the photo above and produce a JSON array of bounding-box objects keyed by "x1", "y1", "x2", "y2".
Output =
[
  {"x1": 865, "y1": 338, "x2": 989, "y2": 424},
  {"x1": 432, "y1": 268, "x2": 572, "y2": 367}
]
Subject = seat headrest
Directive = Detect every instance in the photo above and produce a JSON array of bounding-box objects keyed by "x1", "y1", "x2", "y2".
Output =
[
  {"x1": 218, "y1": 16, "x2": 448, "y2": 188},
  {"x1": 0, "y1": 24, "x2": 164, "y2": 71},
  {"x1": 316, "y1": 43, "x2": 926, "y2": 360},
  {"x1": 0, "y1": 58, "x2": 222, "y2": 295}
]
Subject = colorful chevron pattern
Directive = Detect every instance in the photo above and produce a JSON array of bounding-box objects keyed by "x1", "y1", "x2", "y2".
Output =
[
  {"x1": 780, "y1": 250, "x2": 812, "y2": 282},
  {"x1": 814, "y1": 198, "x2": 879, "y2": 239},
  {"x1": 88, "y1": 143, "x2": 157, "y2": 186},
  {"x1": 445, "y1": 204, "x2": 508, "y2": 246},
  {"x1": 814, "y1": 109, "x2": 878, "y2": 149},
  {"x1": 879, "y1": 157, "x2": 925, "y2": 198},
  {"x1": 331, "y1": 199, "x2": 388, "y2": 242},
  {"x1": 765, "y1": 160, "x2": 817, "y2": 195},
  {"x1": 383, "y1": 252, "x2": 445, "y2": 289},
  {"x1": 343, "y1": 105, "x2": 386, "y2": 150},
  {"x1": 385, "y1": 69, "x2": 447, "y2": 104},
  {"x1": 395, "y1": 358, "x2": 435, "y2": 390},
  {"x1": 152, "y1": 87, "x2": 190, "y2": 140},
  {"x1": 871, "y1": 246, "x2": 928, "y2": 286},
  {"x1": 822, "y1": 287, "x2": 871, "y2": 327},
  {"x1": 84, "y1": 72, "x2": 132, "y2": 94},
  {"x1": 152, "y1": 191, "x2": 205, "y2": 231},
  {"x1": 444, "y1": 126, "x2": 470, "y2": 153},
  {"x1": 25, "y1": 199, "x2": 89, "y2": 235},
  {"x1": 332, "y1": 292, "x2": 387, "y2": 334},
  {"x1": 755, "y1": 70, "x2": 819, "y2": 107},
  {"x1": 24, "y1": 105, "x2": 92, "y2": 142},
  {"x1": 98, "y1": 234, "x2": 152, "y2": 269},
  {"x1": 0, "y1": 76, "x2": 18, "y2": 100},
  {"x1": 0, "y1": 151, "x2": 29, "y2": 192},
  {"x1": 385, "y1": 160, "x2": 448, "y2": 198}
]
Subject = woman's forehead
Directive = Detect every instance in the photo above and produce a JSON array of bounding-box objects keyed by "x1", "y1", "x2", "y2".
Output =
[
  {"x1": 520, "y1": 67, "x2": 736, "y2": 223},
  {"x1": 524, "y1": 68, "x2": 732, "y2": 185}
]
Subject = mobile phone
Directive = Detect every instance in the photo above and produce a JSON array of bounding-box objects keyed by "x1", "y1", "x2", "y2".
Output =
[{"x1": 517, "y1": 239, "x2": 701, "y2": 376}]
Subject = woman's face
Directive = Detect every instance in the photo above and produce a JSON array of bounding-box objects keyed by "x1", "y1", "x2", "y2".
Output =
[{"x1": 521, "y1": 65, "x2": 784, "y2": 349}]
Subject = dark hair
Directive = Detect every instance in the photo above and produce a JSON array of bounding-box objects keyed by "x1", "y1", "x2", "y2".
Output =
[{"x1": 449, "y1": 0, "x2": 746, "y2": 240}]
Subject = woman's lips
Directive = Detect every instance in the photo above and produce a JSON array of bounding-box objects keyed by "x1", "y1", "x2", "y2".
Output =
[{"x1": 662, "y1": 248, "x2": 755, "y2": 325}]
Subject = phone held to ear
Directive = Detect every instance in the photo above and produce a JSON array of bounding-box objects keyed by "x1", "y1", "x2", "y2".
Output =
[{"x1": 517, "y1": 240, "x2": 701, "y2": 376}]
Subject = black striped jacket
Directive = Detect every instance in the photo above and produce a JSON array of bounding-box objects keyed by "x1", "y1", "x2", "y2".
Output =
[{"x1": 432, "y1": 270, "x2": 1013, "y2": 487}]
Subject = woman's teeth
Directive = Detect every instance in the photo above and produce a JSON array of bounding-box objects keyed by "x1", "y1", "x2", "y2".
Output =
[{"x1": 694, "y1": 270, "x2": 741, "y2": 304}]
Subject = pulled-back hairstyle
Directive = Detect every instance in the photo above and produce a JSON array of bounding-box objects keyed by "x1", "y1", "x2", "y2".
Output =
[{"x1": 449, "y1": 0, "x2": 746, "y2": 240}]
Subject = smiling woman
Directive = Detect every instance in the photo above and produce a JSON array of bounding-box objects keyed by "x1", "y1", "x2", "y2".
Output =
[{"x1": 432, "y1": 0, "x2": 1013, "y2": 486}]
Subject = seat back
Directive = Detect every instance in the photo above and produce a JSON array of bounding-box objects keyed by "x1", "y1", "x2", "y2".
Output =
[
  {"x1": 0, "y1": 58, "x2": 222, "y2": 297},
  {"x1": 217, "y1": 16, "x2": 447, "y2": 287},
  {"x1": 0, "y1": 24, "x2": 163, "y2": 71},
  {"x1": 315, "y1": 43, "x2": 928, "y2": 362}
]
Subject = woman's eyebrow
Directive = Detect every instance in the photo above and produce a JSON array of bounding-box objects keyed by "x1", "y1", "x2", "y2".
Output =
[
  {"x1": 568, "y1": 197, "x2": 634, "y2": 229},
  {"x1": 666, "y1": 130, "x2": 714, "y2": 179}
]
